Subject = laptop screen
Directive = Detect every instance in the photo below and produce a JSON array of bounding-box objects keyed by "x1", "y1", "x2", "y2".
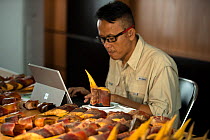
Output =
[{"x1": 28, "y1": 63, "x2": 72, "y2": 106}]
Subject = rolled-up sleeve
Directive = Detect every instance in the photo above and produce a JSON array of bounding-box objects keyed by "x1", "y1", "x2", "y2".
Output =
[{"x1": 147, "y1": 66, "x2": 181, "y2": 118}]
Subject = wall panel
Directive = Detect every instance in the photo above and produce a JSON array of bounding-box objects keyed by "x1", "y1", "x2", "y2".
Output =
[
  {"x1": 127, "y1": 0, "x2": 210, "y2": 62},
  {"x1": 44, "y1": 0, "x2": 67, "y2": 82}
]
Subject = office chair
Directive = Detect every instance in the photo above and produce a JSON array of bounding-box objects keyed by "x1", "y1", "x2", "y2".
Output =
[{"x1": 179, "y1": 77, "x2": 198, "y2": 127}]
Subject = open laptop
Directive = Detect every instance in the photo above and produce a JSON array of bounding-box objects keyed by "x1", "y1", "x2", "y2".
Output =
[{"x1": 28, "y1": 63, "x2": 72, "y2": 106}]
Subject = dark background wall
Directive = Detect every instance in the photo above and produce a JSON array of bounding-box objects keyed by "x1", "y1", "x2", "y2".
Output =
[
  {"x1": 66, "y1": 0, "x2": 110, "y2": 105},
  {"x1": 172, "y1": 56, "x2": 210, "y2": 137}
]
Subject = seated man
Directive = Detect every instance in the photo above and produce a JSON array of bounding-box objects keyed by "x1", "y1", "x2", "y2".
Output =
[{"x1": 68, "y1": 1, "x2": 181, "y2": 128}]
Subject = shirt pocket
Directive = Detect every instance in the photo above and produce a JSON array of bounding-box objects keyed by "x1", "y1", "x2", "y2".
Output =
[
  {"x1": 106, "y1": 76, "x2": 120, "y2": 94},
  {"x1": 127, "y1": 76, "x2": 147, "y2": 103}
]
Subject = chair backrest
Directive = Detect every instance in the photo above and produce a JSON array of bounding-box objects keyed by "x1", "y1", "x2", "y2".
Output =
[{"x1": 179, "y1": 77, "x2": 198, "y2": 127}]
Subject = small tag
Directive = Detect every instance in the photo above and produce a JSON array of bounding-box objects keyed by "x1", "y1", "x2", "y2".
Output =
[
  {"x1": 44, "y1": 93, "x2": 49, "y2": 100},
  {"x1": 138, "y1": 77, "x2": 147, "y2": 81},
  {"x1": 133, "y1": 93, "x2": 139, "y2": 96},
  {"x1": 108, "y1": 82, "x2": 113, "y2": 86}
]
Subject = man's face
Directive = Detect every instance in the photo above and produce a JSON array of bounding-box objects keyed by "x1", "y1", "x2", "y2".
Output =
[{"x1": 97, "y1": 20, "x2": 133, "y2": 62}]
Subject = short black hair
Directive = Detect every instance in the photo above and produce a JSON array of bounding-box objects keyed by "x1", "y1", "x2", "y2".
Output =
[{"x1": 96, "y1": 1, "x2": 135, "y2": 28}]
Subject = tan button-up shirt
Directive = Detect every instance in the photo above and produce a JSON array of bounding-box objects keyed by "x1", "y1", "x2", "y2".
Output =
[{"x1": 105, "y1": 34, "x2": 181, "y2": 127}]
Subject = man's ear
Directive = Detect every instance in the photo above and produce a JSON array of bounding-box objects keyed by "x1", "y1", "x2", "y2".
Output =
[{"x1": 128, "y1": 28, "x2": 136, "y2": 40}]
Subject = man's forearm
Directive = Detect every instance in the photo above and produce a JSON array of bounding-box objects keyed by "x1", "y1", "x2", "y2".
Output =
[{"x1": 111, "y1": 94, "x2": 153, "y2": 115}]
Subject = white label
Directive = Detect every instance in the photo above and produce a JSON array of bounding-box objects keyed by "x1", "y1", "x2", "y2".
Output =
[{"x1": 44, "y1": 93, "x2": 49, "y2": 99}]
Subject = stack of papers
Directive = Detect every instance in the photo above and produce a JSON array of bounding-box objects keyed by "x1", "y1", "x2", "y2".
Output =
[{"x1": 82, "y1": 102, "x2": 135, "y2": 113}]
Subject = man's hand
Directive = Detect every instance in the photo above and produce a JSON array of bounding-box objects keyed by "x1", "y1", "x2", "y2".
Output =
[
  {"x1": 111, "y1": 94, "x2": 153, "y2": 115},
  {"x1": 110, "y1": 94, "x2": 120, "y2": 103},
  {"x1": 84, "y1": 94, "x2": 91, "y2": 103},
  {"x1": 68, "y1": 87, "x2": 90, "y2": 97}
]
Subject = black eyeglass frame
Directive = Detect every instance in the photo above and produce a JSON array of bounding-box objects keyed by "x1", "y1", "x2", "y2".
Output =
[{"x1": 96, "y1": 25, "x2": 135, "y2": 44}]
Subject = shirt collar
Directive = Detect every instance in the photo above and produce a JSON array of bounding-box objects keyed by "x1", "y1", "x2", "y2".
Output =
[{"x1": 126, "y1": 34, "x2": 144, "y2": 70}]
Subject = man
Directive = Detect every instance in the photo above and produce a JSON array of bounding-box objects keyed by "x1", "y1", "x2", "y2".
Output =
[{"x1": 68, "y1": 1, "x2": 181, "y2": 128}]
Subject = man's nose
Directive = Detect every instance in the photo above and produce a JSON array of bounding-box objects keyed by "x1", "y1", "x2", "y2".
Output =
[{"x1": 103, "y1": 41, "x2": 112, "y2": 48}]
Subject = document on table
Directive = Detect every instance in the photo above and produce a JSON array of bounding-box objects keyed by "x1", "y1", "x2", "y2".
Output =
[{"x1": 82, "y1": 102, "x2": 135, "y2": 113}]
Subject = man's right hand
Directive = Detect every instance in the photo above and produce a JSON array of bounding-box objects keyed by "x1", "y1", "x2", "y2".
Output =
[{"x1": 68, "y1": 87, "x2": 90, "y2": 97}]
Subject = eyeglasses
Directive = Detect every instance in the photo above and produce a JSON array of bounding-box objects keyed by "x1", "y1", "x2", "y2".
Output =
[{"x1": 96, "y1": 25, "x2": 134, "y2": 44}]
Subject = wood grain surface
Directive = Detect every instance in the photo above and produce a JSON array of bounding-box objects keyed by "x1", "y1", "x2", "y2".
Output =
[{"x1": 131, "y1": 0, "x2": 210, "y2": 62}]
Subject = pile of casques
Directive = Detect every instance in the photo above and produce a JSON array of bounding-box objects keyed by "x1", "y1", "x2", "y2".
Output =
[{"x1": 0, "y1": 99, "x2": 209, "y2": 140}]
